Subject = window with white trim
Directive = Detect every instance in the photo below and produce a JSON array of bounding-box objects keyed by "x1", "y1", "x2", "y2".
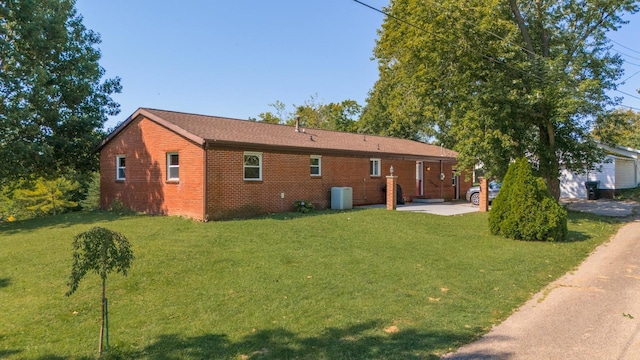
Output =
[
  {"x1": 167, "y1": 152, "x2": 179, "y2": 181},
  {"x1": 116, "y1": 155, "x2": 126, "y2": 180},
  {"x1": 243, "y1": 152, "x2": 262, "y2": 180},
  {"x1": 370, "y1": 158, "x2": 381, "y2": 177},
  {"x1": 310, "y1": 155, "x2": 321, "y2": 176}
]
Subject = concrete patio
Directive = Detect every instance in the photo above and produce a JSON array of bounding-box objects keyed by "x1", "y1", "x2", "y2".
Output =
[{"x1": 357, "y1": 201, "x2": 480, "y2": 216}]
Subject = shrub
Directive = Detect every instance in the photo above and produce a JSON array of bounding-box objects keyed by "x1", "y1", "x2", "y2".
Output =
[
  {"x1": 109, "y1": 199, "x2": 136, "y2": 215},
  {"x1": 80, "y1": 172, "x2": 100, "y2": 211},
  {"x1": 14, "y1": 177, "x2": 79, "y2": 216},
  {"x1": 489, "y1": 158, "x2": 567, "y2": 241},
  {"x1": 294, "y1": 200, "x2": 314, "y2": 213}
]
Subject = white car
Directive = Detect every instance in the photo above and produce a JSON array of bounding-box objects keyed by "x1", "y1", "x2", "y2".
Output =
[{"x1": 465, "y1": 181, "x2": 501, "y2": 206}]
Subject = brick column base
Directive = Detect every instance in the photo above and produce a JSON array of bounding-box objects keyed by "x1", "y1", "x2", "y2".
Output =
[
  {"x1": 479, "y1": 177, "x2": 489, "y2": 213},
  {"x1": 386, "y1": 176, "x2": 397, "y2": 210}
]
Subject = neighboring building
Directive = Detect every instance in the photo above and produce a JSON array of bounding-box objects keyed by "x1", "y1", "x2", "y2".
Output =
[
  {"x1": 98, "y1": 108, "x2": 471, "y2": 220},
  {"x1": 560, "y1": 143, "x2": 640, "y2": 199}
]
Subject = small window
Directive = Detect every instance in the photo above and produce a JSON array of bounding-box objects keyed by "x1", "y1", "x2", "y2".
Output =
[
  {"x1": 370, "y1": 158, "x2": 381, "y2": 177},
  {"x1": 310, "y1": 155, "x2": 321, "y2": 176},
  {"x1": 244, "y1": 152, "x2": 262, "y2": 181},
  {"x1": 116, "y1": 155, "x2": 126, "y2": 180},
  {"x1": 167, "y1": 153, "x2": 179, "y2": 181}
]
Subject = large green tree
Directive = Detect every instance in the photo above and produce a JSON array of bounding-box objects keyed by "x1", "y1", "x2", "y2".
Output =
[
  {"x1": 0, "y1": 0, "x2": 121, "y2": 187},
  {"x1": 593, "y1": 108, "x2": 640, "y2": 149},
  {"x1": 362, "y1": 0, "x2": 638, "y2": 198}
]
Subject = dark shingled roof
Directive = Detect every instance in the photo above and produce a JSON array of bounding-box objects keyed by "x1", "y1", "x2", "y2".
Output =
[{"x1": 99, "y1": 108, "x2": 458, "y2": 161}]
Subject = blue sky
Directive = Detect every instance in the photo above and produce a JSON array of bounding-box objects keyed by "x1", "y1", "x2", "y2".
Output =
[{"x1": 75, "y1": 1, "x2": 640, "y2": 130}]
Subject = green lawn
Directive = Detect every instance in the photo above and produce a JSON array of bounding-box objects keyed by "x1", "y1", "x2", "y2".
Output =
[{"x1": 0, "y1": 209, "x2": 621, "y2": 359}]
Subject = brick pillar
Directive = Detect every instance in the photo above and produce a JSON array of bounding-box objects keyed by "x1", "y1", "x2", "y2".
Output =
[
  {"x1": 386, "y1": 176, "x2": 397, "y2": 210},
  {"x1": 479, "y1": 177, "x2": 489, "y2": 213}
]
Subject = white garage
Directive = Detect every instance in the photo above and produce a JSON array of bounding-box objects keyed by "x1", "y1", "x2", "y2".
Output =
[{"x1": 560, "y1": 144, "x2": 640, "y2": 199}]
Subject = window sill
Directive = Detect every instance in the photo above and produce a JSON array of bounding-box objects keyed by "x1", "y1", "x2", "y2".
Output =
[{"x1": 166, "y1": 180, "x2": 180, "y2": 184}]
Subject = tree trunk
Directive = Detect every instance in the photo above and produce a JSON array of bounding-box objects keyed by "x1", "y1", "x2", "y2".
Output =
[
  {"x1": 99, "y1": 278, "x2": 105, "y2": 355},
  {"x1": 547, "y1": 175, "x2": 561, "y2": 201},
  {"x1": 539, "y1": 122, "x2": 561, "y2": 201}
]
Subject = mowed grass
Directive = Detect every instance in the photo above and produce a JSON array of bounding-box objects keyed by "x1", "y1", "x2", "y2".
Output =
[{"x1": 0, "y1": 209, "x2": 621, "y2": 359}]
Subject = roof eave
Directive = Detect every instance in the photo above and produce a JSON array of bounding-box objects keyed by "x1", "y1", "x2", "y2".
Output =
[{"x1": 205, "y1": 140, "x2": 458, "y2": 162}]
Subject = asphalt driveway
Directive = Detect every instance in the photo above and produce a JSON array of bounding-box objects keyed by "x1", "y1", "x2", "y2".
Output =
[{"x1": 443, "y1": 219, "x2": 640, "y2": 359}]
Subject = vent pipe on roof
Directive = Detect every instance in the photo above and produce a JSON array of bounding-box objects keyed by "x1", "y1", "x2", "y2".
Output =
[{"x1": 295, "y1": 116, "x2": 300, "y2": 132}]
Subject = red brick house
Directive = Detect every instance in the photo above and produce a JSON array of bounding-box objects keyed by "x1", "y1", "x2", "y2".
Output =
[{"x1": 98, "y1": 108, "x2": 471, "y2": 220}]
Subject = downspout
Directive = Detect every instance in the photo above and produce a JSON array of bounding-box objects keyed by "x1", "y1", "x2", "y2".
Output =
[
  {"x1": 203, "y1": 144, "x2": 208, "y2": 221},
  {"x1": 363, "y1": 177, "x2": 367, "y2": 201},
  {"x1": 440, "y1": 160, "x2": 443, "y2": 199}
]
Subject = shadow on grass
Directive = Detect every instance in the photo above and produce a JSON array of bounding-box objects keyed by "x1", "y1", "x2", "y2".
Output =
[
  {"x1": 0, "y1": 211, "x2": 135, "y2": 235},
  {"x1": 37, "y1": 321, "x2": 478, "y2": 359},
  {"x1": 0, "y1": 350, "x2": 22, "y2": 358},
  {"x1": 224, "y1": 207, "x2": 371, "y2": 222},
  {"x1": 563, "y1": 210, "x2": 623, "y2": 243},
  {"x1": 0, "y1": 335, "x2": 22, "y2": 358},
  {"x1": 0, "y1": 278, "x2": 11, "y2": 288}
]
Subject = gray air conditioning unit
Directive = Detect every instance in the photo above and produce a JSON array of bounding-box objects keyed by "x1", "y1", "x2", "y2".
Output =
[{"x1": 331, "y1": 187, "x2": 353, "y2": 210}]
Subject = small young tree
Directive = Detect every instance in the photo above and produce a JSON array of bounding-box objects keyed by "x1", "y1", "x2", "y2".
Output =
[
  {"x1": 489, "y1": 158, "x2": 568, "y2": 241},
  {"x1": 66, "y1": 227, "x2": 133, "y2": 355}
]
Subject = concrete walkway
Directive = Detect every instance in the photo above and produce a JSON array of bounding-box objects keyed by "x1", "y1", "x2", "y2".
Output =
[
  {"x1": 357, "y1": 201, "x2": 480, "y2": 216},
  {"x1": 443, "y1": 219, "x2": 640, "y2": 360},
  {"x1": 396, "y1": 201, "x2": 479, "y2": 216}
]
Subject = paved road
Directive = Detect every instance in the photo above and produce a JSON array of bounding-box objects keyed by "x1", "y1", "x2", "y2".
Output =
[{"x1": 443, "y1": 220, "x2": 640, "y2": 360}]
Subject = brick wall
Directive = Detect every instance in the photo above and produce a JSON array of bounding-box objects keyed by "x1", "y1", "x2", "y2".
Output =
[
  {"x1": 100, "y1": 116, "x2": 205, "y2": 220},
  {"x1": 100, "y1": 116, "x2": 472, "y2": 221},
  {"x1": 204, "y1": 147, "x2": 430, "y2": 219}
]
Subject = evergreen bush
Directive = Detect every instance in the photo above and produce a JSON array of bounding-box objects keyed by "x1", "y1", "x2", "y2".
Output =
[
  {"x1": 79, "y1": 172, "x2": 100, "y2": 211},
  {"x1": 489, "y1": 158, "x2": 567, "y2": 241}
]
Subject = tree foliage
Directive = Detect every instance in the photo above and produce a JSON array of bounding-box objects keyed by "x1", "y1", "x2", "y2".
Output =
[
  {"x1": 66, "y1": 226, "x2": 133, "y2": 354},
  {"x1": 79, "y1": 172, "x2": 100, "y2": 211},
  {"x1": 255, "y1": 100, "x2": 288, "y2": 124},
  {"x1": 489, "y1": 158, "x2": 567, "y2": 241},
  {"x1": 0, "y1": 0, "x2": 121, "y2": 187},
  {"x1": 363, "y1": 0, "x2": 638, "y2": 198},
  {"x1": 593, "y1": 108, "x2": 640, "y2": 149},
  {"x1": 256, "y1": 96, "x2": 362, "y2": 132},
  {"x1": 14, "y1": 177, "x2": 79, "y2": 215}
]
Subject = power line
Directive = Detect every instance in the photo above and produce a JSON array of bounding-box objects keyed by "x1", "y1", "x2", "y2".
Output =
[
  {"x1": 609, "y1": 38, "x2": 640, "y2": 55},
  {"x1": 351, "y1": 0, "x2": 426, "y2": 34},
  {"x1": 620, "y1": 59, "x2": 640, "y2": 67},
  {"x1": 615, "y1": 89, "x2": 640, "y2": 101},
  {"x1": 350, "y1": 0, "x2": 544, "y2": 82},
  {"x1": 620, "y1": 69, "x2": 640, "y2": 83},
  {"x1": 426, "y1": 0, "x2": 540, "y2": 61},
  {"x1": 613, "y1": 47, "x2": 640, "y2": 61},
  {"x1": 354, "y1": 0, "x2": 639, "y2": 105},
  {"x1": 617, "y1": 103, "x2": 640, "y2": 111}
]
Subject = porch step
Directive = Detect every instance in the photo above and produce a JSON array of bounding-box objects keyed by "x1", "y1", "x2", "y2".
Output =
[{"x1": 412, "y1": 198, "x2": 445, "y2": 203}]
